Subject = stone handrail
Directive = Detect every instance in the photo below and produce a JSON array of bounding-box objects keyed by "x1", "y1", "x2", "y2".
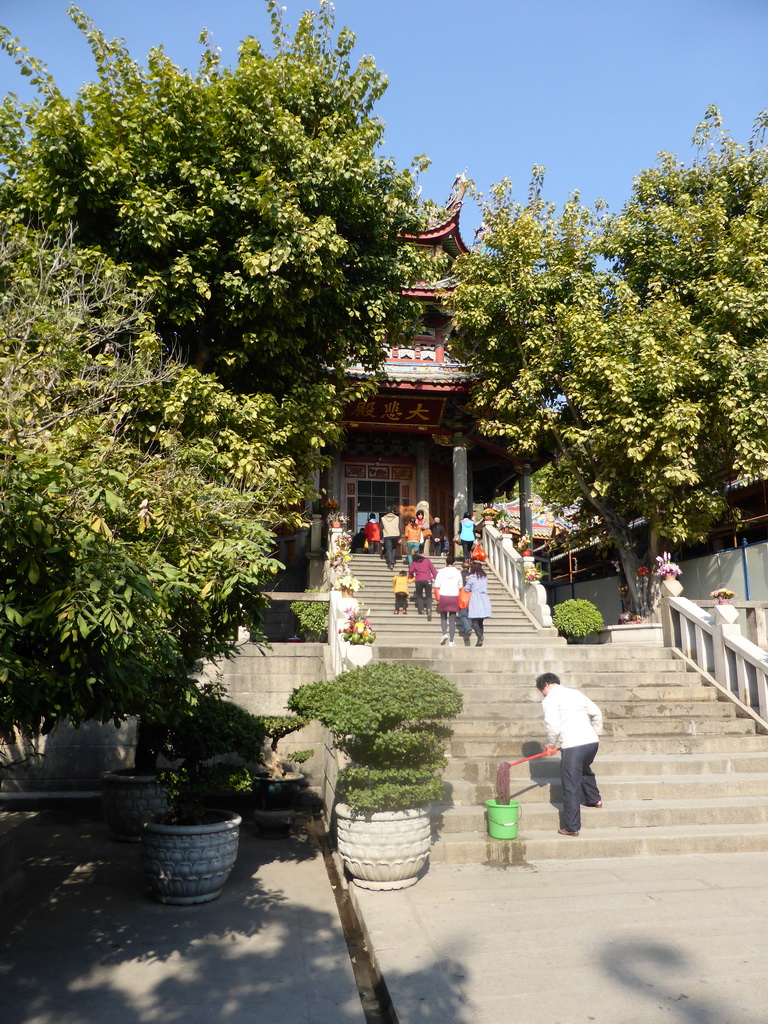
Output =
[
  {"x1": 327, "y1": 590, "x2": 347, "y2": 677},
  {"x1": 480, "y1": 523, "x2": 553, "y2": 630},
  {"x1": 662, "y1": 586, "x2": 768, "y2": 731}
]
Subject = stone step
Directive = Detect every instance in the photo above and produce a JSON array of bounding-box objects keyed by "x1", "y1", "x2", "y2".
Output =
[
  {"x1": 447, "y1": 717, "x2": 752, "y2": 741},
  {"x1": 434, "y1": 795, "x2": 768, "y2": 831},
  {"x1": 443, "y1": 751, "x2": 768, "y2": 782},
  {"x1": 449, "y1": 684, "x2": 719, "y2": 703},
  {"x1": 373, "y1": 643, "x2": 679, "y2": 662},
  {"x1": 373, "y1": 650, "x2": 690, "y2": 673},
  {"x1": 442, "y1": 771, "x2": 768, "y2": 806},
  {"x1": 446, "y1": 733, "x2": 768, "y2": 757},
  {"x1": 370, "y1": 627, "x2": 541, "y2": 642},
  {"x1": 451, "y1": 700, "x2": 738, "y2": 722},
  {"x1": 429, "y1": 822, "x2": 768, "y2": 863}
]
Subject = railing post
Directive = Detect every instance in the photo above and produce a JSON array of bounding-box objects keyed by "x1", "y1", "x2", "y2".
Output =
[
  {"x1": 711, "y1": 602, "x2": 742, "y2": 696},
  {"x1": 309, "y1": 514, "x2": 323, "y2": 554},
  {"x1": 660, "y1": 577, "x2": 683, "y2": 647}
]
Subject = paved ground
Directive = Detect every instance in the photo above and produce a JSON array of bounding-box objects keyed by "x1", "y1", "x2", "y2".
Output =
[
  {"x1": 1, "y1": 806, "x2": 367, "y2": 1024},
  {"x1": 7, "y1": 807, "x2": 768, "y2": 1024},
  {"x1": 350, "y1": 851, "x2": 768, "y2": 1024}
]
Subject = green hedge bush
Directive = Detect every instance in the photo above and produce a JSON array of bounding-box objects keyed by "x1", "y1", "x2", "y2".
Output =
[
  {"x1": 289, "y1": 598, "x2": 328, "y2": 641},
  {"x1": 552, "y1": 599, "x2": 604, "y2": 641}
]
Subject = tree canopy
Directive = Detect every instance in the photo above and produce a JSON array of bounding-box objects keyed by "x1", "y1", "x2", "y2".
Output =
[
  {"x1": 451, "y1": 109, "x2": 768, "y2": 616},
  {"x1": 0, "y1": 1, "x2": 432, "y2": 745},
  {"x1": 0, "y1": 1, "x2": 425, "y2": 397},
  {"x1": 0, "y1": 226, "x2": 285, "y2": 743}
]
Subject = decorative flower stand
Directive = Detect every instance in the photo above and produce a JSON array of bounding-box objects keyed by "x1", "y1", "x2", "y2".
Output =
[{"x1": 345, "y1": 643, "x2": 374, "y2": 669}]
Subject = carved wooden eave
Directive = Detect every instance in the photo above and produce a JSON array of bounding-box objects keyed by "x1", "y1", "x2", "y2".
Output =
[{"x1": 401, "y1": 206, "x2": 469, "y2": 260}]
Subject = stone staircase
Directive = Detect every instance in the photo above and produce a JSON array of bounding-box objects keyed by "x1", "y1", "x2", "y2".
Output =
[
  {"x1": 339, "y1": 554, "x2": 768, "y2": 862},
  {"x1": 346, "y1": 548, "x2": 768, "y2": 860},
  {"x1": 372, "y1": 637, "x2": 768, "y2": 863},
  {"x1": 349, "y1": 552, "x2": 555, "y2": 645}
]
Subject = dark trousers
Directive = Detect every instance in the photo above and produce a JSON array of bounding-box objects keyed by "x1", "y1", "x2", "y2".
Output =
[
  {"x1": 560, "y1": 742, "x2": 600, "y2": 833},
  {"x1": 367, "y1": 540, "x2": 380, "y2": 555},
  {"x1": 414, "y1": 580, "x2": 432, "y2": 615},
  {"x1": 394, "y1": 593, "x2": 408, "y2": 612},
  {"x1": 461, "y1": 540, "x2": 474, "y2": 559},
  {"x1": 470, "y1": 617, "x2": 485, "y2": 640},
  {"x1": 382, "y1": 536, "x2": 398, "y2": 568}
]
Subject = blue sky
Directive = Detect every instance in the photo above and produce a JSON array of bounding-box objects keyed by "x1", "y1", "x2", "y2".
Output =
[{"x1": 1, "y1": 0, "x2": 766, "y2": 238}]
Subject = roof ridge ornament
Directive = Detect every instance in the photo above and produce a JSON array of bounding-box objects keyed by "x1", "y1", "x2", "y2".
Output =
[{"x1": 445, "y1": 171, "x2": 468, "y2": 213}]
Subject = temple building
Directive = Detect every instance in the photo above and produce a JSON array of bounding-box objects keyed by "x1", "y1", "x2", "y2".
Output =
[{"x1": 323, "y1": 176, "x2": 539, "y2": 539}]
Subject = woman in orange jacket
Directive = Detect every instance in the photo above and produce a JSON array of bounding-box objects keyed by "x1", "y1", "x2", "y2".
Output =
[{"x1": 402, "y1": 517, "x2": 421, "y2": 566}]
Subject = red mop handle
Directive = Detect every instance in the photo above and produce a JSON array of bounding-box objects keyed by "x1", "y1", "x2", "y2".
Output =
[{"x1": 505, "y1": 751, "x2": 550, "y2": 768}]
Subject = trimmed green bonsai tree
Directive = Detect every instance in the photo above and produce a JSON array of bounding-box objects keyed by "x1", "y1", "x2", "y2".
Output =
[
  {"x1": 159, "y1": 686, "x2": 266, "y2": 824},
  {"x1": 552, "y1": 599, "x2": 605, "y2": 642},
  {"x1": 288, "y1": 662, "x2": 463, "y2": 813},
  {"x1": 258, "y1": 714, "x2": 314, "y2": 779}
]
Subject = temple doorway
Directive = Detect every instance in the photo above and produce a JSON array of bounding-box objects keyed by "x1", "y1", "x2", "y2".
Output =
[{"x1": 354, "y1": 480, "x2": 401, "y2": 531}]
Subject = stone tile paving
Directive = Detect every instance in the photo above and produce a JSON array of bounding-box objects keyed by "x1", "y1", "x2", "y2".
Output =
[
  {"x1": 1, "y1": 812, "x2": 366, "y2": 1024},
  {"x1": 351, "y1": 852, "x2": 768, "y2": 1024}
]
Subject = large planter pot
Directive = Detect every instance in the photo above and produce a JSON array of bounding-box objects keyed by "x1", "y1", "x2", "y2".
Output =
[
  {"x1": 253, "y1": 772, "x2": 304, "y2": 811},
  {"x1": 253, "y1": 776, "x2": 301, "y2": 839},
  {"x1": 101, "y1": 769, "x2": 169, "y2": 842},
  {"x1": 345, "y1": 643, "x2": 374, "y2": 669},
  {"x1": 141, "y1": 810, "x2": 241, "y2": 905},
  {"x1": 335, "y1": 803, "x2": 431, "y2": 891}
]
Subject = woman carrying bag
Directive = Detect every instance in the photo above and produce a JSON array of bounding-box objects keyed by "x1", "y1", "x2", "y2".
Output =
[
  {"x1": 433, "y1": 554, "x2": 464, "y2": 647},
  {"x1": 459, "y1": 512, "x2": 477, "y2": 560},
  {"x1": 463, "y1": 560, "x2": 492, "y2": 647}
]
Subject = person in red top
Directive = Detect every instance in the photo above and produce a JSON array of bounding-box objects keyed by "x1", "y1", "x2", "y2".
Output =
[{"x1": 364, "y1": 513, "x2": 381, "y2": 556}]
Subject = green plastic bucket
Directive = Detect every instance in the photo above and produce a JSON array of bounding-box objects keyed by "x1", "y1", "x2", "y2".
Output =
[{"x1": 485, "y1": 799, "x2": 521, "y2": 840}]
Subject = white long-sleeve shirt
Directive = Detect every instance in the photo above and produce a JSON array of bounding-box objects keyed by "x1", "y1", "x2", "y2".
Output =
[{"x1": 541, "y1": 685, "x2": 603, "y2": 750}]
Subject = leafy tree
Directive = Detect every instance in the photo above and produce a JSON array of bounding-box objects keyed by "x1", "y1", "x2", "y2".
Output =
[
  {"x1": 451, "y1": 110, "x2": 768, "y2": 617},
  {"x1": 0, "y1": 225, "x2": 281, "y2": 753},
  {"x1": 0, "y1": 0, "x2": 431, "y2": 754},
  {"x1": 0, "y1": 1, "x2": 425, "y2": 414}
]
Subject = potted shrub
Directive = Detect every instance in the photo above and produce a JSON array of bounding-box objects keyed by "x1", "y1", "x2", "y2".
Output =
[
  {"x1": 288, "y1": 662, "x2": 463, "y2": 890},
  {"x1": 289, "y1": 595, "x2": 328, "y2": 642},
  {"x1": 252, "y1": 714, "x2": 313, "y2": 837},
  {"x1": 140, "y1": 687, "x2": 266, "y2": 905},
  {"x1": 552, "y1": 599, "x2": 605, "y2": 643}
]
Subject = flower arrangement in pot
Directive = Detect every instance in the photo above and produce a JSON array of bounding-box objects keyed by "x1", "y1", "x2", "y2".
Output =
[
  {"x1": 288, "y1": 662, "x2": 463, "y2": 890},
  {"x1": 340, "y1": 610, "x2": 376, "y2": 668},
  {"x1": 517, "y1": 533, "x2": 532, "y2": 555},
  {"x1": 334, "y1": 573, "x2": 362, "y2": 595},
  {"x1": 140, "y1": 686, "x2": 266, "y2": 905},
  {"x1": 655, "y1": 552, "x2": 682, "y2": 578},
  {"x1": 524, "y1": 565, "x2": 543, "y2": 584},
  {"x1": 340, "y1": 613, "x2": 376, "y2": 645},
  {"x1": 328, "y1": 530, "x2": 353, "y2": 572},
  {"x1": 710, "y1": 586, "x2": 736, "y2": 604},
  {"x1": 319, "y1": 497, "x2": 341, "y2": 524}
]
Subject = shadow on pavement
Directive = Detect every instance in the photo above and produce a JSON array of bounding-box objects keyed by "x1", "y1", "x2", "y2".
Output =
[{"x1": 1, "y1": 807, "x2": 365, "y2": 1024}]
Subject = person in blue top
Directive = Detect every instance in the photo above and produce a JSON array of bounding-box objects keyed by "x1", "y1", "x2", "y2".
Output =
[
  {"x1": 458, "y1": 512, "x2": 477, "y2": 559},
  {"x1": 463, "y1": 560, "x2": 492, "y2": 647}
]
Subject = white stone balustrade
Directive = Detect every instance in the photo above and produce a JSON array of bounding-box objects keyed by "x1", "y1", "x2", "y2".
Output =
[{"x1": 662, "y1": 585, "x2": 768, "y2": 730}]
